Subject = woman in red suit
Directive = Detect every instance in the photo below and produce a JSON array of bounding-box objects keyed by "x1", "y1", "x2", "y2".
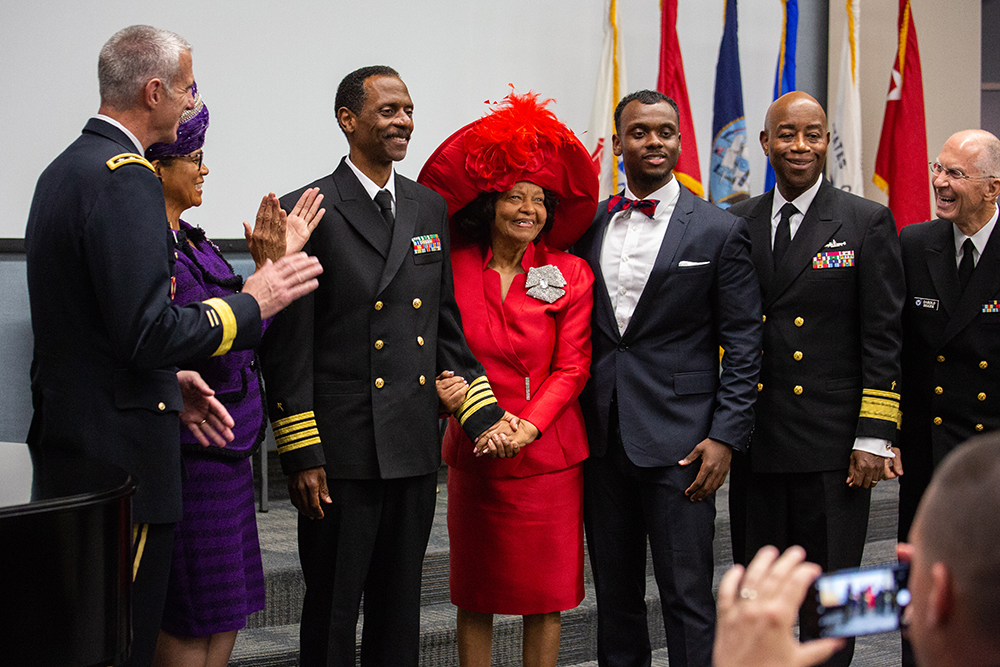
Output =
[{"x1": 418, "y1": 91, "x2": 599, "y2": 667}]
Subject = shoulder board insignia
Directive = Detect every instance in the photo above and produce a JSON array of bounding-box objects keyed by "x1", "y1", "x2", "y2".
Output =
[{"x1": 106, "y1": 153, "x2": 155, "y2": 172}]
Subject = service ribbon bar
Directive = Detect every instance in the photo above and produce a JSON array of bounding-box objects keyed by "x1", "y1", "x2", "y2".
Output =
[{"x1": 813, "y1": 250, "x2": 855, "y2": 269}]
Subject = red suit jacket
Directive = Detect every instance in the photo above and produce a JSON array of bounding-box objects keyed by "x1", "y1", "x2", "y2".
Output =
[{"x1": 443, "y1": 240, "x2": 593, "y2": 478}]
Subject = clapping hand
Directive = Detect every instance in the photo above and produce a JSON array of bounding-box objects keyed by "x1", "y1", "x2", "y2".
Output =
[
  {"x1": 244, "y1": 188, "x2": 325, "y2": 269},
  {"x1": 284, "y1": 187, "x2": 325, "y2": 255}
]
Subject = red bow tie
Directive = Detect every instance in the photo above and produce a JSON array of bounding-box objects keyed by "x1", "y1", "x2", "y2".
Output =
[{"x1": 608, "y1": 195, "x2": 659, "y2": 218}]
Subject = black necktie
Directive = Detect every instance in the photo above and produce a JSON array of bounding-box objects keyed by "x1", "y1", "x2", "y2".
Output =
[
  {"x1": 374, "y1": 189, "x2": 394, "y2": 230},
  {"x1": 959, "y1": 237, "x2": 976, "y2": 292},
  {"x1": 773, "y1": 203, "x2": 797, "y2": 269}
]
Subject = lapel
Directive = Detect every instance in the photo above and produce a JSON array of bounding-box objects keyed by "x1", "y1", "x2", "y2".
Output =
[
  {"x1": 941, "y1": 220, "x2": 1000, "y2": 344},
  {"x1": 744, "y1": 192, "x2": 776, "y2": 292},
  {"x1": 331, "y1": 159, "x2": 392, "y2": 259},
  {"x1": 377, "y1": 174, "x2": 420, "y2": 294},
  {"x1": 765, "y1": 181, "x2": 843, "y2": 309},
  {"x1": 924, "y1": 219, "x2": 961, "y2": 320},
  {"x1": 623, "y1": 185, "x2": 694, "y2": 338},
  {"x1": 586, "y1": 202, "x2": 621, "y2": 343}
]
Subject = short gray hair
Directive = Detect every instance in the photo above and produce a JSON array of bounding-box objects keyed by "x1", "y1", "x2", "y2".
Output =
[
  {"x1": 98, "y1": 25, "x2": 191, "y2": 111},
  {"x1": 974, "y1": 131, "x2": 1000, "y2": 178}
]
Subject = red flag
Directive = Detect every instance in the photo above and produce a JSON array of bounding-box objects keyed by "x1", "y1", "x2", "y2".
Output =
[
  {"x1": 657, "y1": 0, "x2": 703, "y2": 197},
  {"x1": 873, "y1": 0, "x2": 929, "y2": 231}
]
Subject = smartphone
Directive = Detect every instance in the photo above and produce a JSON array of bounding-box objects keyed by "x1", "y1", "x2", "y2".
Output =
[{"x1": 800, "y1": 562, "x2": 911, "y2": 638}]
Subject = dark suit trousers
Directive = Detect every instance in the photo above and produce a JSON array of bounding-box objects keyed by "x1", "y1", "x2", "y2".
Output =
[
  {"x1": 297, "y1": 472, "x2": 437, "y2": 667},
  {"x1": 125, "y1": 522, "x2": 174, "y2": 667},
  {"x1": 730, "y1": 465, "x2": 870, "y2": 667},
  {"x1": 584, "y1": 417, "x2": 716, "y2": 667}
]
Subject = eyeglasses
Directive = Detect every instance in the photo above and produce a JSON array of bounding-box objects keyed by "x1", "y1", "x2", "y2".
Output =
[
  {"x1": 929, "y1": 161, "x2": 995, "y2": 181},
  {"x1": 167, "y1": 150, "x2": 204, "y2": 169}
]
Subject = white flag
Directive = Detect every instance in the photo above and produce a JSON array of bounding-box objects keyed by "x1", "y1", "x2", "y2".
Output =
[
  {"x1": 828, "y1": 0, "x2": 864, "y2": 195},
  {"x1": 585, "y1": 0, "x2": 628, "y2": 200}
]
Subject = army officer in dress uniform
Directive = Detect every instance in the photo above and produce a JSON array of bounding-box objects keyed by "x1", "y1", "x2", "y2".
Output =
[{"x1": 727, "y1": 92, "x2": 905, "y2": 667}]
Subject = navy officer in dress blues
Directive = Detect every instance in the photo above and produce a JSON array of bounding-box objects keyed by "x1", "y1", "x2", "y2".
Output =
[
  {"x1": 727, "y1": 91, "x2": 905, "y2": 667},
  {"x1": 24, "y1": 25, "x2": 321, "y2": 667},
  {"x1": 897, "y1": 129, "x2": 1000, "y2": 667},
  {"x1": 259, "y1": 65, "x2": 510, "y2": 667}
]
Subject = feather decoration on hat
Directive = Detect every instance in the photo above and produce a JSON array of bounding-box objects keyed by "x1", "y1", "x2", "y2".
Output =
[{"x1": 464, "y1": 88, "x2": 576, "y2": 193}]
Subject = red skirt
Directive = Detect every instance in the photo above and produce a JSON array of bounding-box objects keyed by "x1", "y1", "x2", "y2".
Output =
[{"x1": 446, "y1": 462, "x2": 584, "y2": 615}]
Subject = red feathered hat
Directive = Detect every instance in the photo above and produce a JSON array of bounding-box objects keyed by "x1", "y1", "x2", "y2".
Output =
[{"x1": 418, "y1": 89, "x2": 599, "y2": 251}]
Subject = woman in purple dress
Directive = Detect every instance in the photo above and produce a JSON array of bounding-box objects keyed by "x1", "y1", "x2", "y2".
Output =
[{"x1": 145, "y1": 87, "x2": 324, "y2": 667}]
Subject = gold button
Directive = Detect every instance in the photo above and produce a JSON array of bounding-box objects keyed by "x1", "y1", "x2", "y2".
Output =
[
  {"x1": 934, "y1": 386, "x2": 943, "y2": 395},
  {"x1": 981, "y1": 360, "x2": 989, "y2": 369},
  {"x1": 412, "y1": 298, "x2": 422, "y2": 309},
  {"x1": 374, "y1": 340, "x2": 384, "y2": 350},
  {"x1": 417, "y1": 336, "x2": 424, "y2": 346},
  {"x1": 976, "y1": 424, "x2": 985, "y2": 432},
  {"x1": 762, "y1": 315, "x2": 767, "y2": 323},
  {"x1": 978, "y1": 392, "x2": 987, "y2": 401},
  {"x1": 937, "y1": 355, "x2": 945, "y2": 363},
  {"x1": 375, "y1": 378, "x2": 384, "y2": 389},
  {"x1": 793, "y1": 385, "x2": 803, "y2": 395},
  {"x1": 933, "y1": 417, "x2": 943, "y2": 425},
  {"x1": 794, "y1": 317, "x2": 804, "y2": 327},
  {"x1": 374, "y1": 301, "x2": 384, "y2": 311},
  {"x1": 793, "y1": 351, "x2": 803, "y2": 361},
  {"x1": 757, "y1": 383, "x2": 764, "y2": 392},
  {"x1": 419, "y1": 375, "x2": 426, "y2": 385},
  {"x1": 157, "y1": 402, "x2": 166, "y2": 411}
]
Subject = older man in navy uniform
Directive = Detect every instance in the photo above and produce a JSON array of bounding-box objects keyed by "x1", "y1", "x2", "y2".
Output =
[
  {"x1": 260, "y1": 66, "x2": 507, "y2": 667},
  {"x1": 898, "y1": 129, "x2": 1000, "y2": 546},
  {"x1": 24, "y1": 25, "x2": 321, "y2": 666},
  {"x1": 727, "y1": 92, "x2": 904, "y2": 667}
]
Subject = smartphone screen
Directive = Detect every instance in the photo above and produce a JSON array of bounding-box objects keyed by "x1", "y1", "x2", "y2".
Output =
[{"x1": 801, "y1": 562, "x2": 911, "y2": 638}]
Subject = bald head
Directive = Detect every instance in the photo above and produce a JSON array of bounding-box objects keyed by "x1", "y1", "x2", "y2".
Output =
[
  {"x1": 760, "y1": 91, "x2": 830, "y2": 201},
  {"x1": 764, "y1": 91, "x2": 827, "y2": 136},
  {"x1": 932, "y1": 129, "x2": 1000, "y2": 235},
  {"x1": 913, "y1": 433, "x2": 1000, "y2": 652},
  {"x1": 941, "y1": 129, "x2": 1000, "y2": 179}
]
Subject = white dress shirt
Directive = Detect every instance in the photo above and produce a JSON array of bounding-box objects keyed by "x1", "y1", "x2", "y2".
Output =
[
  {"x1": 346, "y1": 155, "x2": 397, "y2": 216},
  {"x1": 953, "y1": 205, "x2": 998, "y2": 268},
  {"x1": 600, "y1": 177, "x2": 681, "y2": 335}
]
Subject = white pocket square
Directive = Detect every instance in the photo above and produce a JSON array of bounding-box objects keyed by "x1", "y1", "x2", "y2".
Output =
[{"x1": 678, "y1": 260, "x2": 711, "y2": 267}]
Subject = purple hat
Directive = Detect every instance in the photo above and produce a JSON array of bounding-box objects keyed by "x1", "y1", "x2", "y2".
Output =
[{"x1": 145, "y1": 82, "x2": 209, "y2": 160}]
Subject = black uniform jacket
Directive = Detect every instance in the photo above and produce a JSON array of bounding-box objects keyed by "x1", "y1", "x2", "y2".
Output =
[
  {"x1": 575, "y1": 185, "x2": 762, "y2": 466},
  {"x1": 25, "y1": 119, "x2": 262, "y2": 523},
  {"x1": 900, "y1": 218, "x2": 1000, "y2": 466},
  {"x1": 729, "y1": 180, "x2": 904, "y2": 473},
  {"x1": 261, "y1": 158, "x2": 502, "y2": 480}
]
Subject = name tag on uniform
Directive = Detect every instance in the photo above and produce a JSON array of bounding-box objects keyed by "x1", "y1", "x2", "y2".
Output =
[
  {"x1": 412, "y1": 234, "x2": 441, "y2": 254},
  {"x1": 983, "y1": 300, "x2": 1000, "y2": 313},
  {"x1": 812, "y1": 250, "x2": 854, "y2": 269},
  {"x1": 915, "y1": 297, "x2": 939, "y2": 311}
]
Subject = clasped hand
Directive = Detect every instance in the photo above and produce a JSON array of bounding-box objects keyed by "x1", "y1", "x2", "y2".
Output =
[{"x1": 474, "y1": 412, "x2": 538, "y2": 458}]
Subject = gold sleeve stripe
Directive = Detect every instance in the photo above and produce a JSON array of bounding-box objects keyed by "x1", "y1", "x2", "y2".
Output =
[
  {"x1": 204, "y1": 298, "x2": 238, "y2": 357},
  {"x1": 456, "y1": 376, "x2": 498, "y2": 426},
  {"x1": 275, "y1": 428, "x2": 319, "y2": 446},
  {"x1": 863, "y1": 388, "x2": 901, "y2": 402},
  {"x1": 132, "y1": 523, "x2": 149, "y2": 582},
  {"x1": 107, "y1": 153, "x2": 155, "y2": 172},
  {"x1": 277, "y1": 437, "x2": 322, "y2": 454},
  {"x1": 273, "y1": 421, "x2": 317, "y2": 439},
  {"x1": 897, "y1": 410, "x2": 903, "y2": 430},
  {"x1": 272, "y1": 411, "x2": 316, "y2": 429},
  {"x1": 860, "y1": 395, "x2": 901, "y2": 423}
]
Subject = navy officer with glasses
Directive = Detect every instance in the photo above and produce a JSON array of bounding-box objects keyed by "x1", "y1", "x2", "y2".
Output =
[{"x1": 898, "y1": 129, "x2": 1000, "y2": 602}]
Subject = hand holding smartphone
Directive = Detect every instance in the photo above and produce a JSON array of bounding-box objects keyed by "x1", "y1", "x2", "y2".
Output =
[{"x1": 801, "y1": 562, "x2": 911, "y2": 638}]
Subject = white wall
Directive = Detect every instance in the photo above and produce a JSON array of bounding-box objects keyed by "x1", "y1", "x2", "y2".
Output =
[{"x1": 1, "y1": 0, "x2": 791, "y2": 239}]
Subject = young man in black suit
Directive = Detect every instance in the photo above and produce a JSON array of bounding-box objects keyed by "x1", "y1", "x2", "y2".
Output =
[
  {"x1": 575, "y1": 90, "x2": 761, "y2": 667},
  {"x1": 727, "y1": 91, "x2": 905, "y2": 667},
  {"x1": 260, "y1": 66, "x2": 508, "y2": 667}
]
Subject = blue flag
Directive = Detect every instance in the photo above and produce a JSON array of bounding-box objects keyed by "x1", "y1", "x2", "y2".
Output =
[
  {"x1": 763, "y1": 0, "x2": 798, "y2": 192},
  {"x1": 709, "y1": 0, "x2": 750, "y2": 208}
]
